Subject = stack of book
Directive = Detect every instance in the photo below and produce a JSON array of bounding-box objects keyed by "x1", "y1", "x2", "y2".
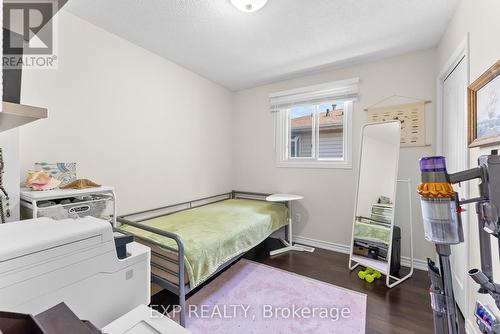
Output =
[{"x1": 370, "y1": 203, "x2": 393, "y2": 226}]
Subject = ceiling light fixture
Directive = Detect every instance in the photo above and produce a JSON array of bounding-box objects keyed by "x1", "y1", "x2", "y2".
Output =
[{"x1": 230, "y1": 0, "x2": 268, "y2": 13}]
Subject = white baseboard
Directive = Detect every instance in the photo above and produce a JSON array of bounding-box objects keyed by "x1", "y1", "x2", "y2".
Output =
[
  {"x1": 293, "y1": 235, "x2": 350, "y2": 253},
  {"x1": 292, "y1": 235, "x2": 428, "y2": 271}
]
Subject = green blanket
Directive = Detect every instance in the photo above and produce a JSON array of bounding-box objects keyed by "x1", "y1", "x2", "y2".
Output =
[
  {"x1": 354, "y1": 221, "x2": 391, "y2": 245},
  {"x1": 120, "y1": 198, "x2": 288, "y2": 288}
]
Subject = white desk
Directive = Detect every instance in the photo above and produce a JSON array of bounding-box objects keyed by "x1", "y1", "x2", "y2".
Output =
[{"x1": 266, "y1": 194, "x2": 315, "y2": 256}]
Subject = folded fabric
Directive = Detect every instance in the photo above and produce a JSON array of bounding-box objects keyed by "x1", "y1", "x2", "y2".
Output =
[
  {"x1": 354, "y1": 221, "x2": 391, "y2": 245},
  {"x1": 25, "y1": 171, "x2": 61, "y2": 191}
]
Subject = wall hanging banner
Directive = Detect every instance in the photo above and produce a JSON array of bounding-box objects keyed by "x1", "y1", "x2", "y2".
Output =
[{"x1": 366, "y1": 102, "x2": 426, "y2": 147}]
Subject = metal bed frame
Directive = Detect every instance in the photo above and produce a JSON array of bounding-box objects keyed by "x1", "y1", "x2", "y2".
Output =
[{"x1": 116, "y1": 190, "x2": 284, "y2": 327}]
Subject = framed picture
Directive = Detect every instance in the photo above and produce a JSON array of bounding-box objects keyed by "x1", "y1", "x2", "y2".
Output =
[{"x1": 468, "y1": 60, "x2": 500, "y2": 147}]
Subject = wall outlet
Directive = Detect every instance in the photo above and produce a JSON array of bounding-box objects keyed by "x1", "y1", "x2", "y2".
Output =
[
  {"x1": 294, "y1": 213, "x2": 301, "y2": 223},
  {"x1": 125, "y1": 269, "x2": 134, "y2": 280}
]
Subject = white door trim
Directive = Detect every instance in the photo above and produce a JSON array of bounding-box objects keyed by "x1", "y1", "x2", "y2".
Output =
[
  {"x1": 436, "y1": 33, "x2": 470, "y2": 314},
  {"x1": 436, "y1": 34, "x2": 470, "y2": 155}
]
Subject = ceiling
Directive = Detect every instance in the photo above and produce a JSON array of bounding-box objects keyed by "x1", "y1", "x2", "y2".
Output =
[{"x1": 65, "y1": 0, "x2": 459, "y2": 91}]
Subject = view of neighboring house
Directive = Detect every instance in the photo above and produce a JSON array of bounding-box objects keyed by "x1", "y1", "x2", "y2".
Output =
[{"x1": 290, "y1": 106, "x2": 344, "y2": 159}]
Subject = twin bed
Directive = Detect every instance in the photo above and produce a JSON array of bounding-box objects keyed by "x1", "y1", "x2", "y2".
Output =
[{"x1": 116, "y1": 191, "x2": 289, "y2": 327}]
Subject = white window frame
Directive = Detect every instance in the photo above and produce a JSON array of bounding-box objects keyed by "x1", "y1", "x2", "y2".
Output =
[
  {"x1": 275, "y1": 101, "x2": 353, "y2": 169},
  {"x1": 290, "y1": 135, "x2": 299, "y2": 157}
]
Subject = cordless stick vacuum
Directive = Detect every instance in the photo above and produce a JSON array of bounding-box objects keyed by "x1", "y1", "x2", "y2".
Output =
[{"x1": 418, "y1": 152, "x2": 500, "y2": 334}]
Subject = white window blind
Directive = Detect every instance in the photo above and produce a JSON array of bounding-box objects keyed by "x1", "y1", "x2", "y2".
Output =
[{"x1": 269, "y1": 78, "x2": 359, "y2": 112}]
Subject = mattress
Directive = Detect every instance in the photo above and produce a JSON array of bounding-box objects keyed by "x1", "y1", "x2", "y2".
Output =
[{"x1": 120, "y1": 198, "x2": 288, "y2": 288}]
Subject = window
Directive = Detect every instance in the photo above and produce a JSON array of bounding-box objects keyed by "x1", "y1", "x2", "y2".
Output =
[
  {"x1": 276, "y1": 101, "x2": 352, "y2": 168},
  {"x1": 271, "y1": 79, "x2": 357, "y2": 168},
  {"x1": 289, "y1": 106, "x2": 314, "y2": 158},
  {"x1": 290, "y1": 136, "x2": 299, "y2": 157}
]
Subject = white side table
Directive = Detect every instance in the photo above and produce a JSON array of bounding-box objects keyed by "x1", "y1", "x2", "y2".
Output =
[{"x1": 266, "y1": 194, "x2": 315, "y2": 256}]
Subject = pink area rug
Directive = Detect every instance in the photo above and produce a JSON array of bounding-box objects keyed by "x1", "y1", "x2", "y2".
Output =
[{"x1": 179, "y1": 259, "x2": 366, "y2": 334}]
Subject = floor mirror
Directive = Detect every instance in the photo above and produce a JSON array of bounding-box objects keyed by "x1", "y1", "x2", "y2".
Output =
[{"x1": 348, "y1": 121, "x2": 413, "y2": 288}]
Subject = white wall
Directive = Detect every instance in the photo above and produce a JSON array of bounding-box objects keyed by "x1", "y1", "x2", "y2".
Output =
[
  {"x1": 0, "y1": 130, "x2": 20, "y2": 223},
  {"x1": 0, "y1": 0, "x2": 21, "y2": 223},
  {"x1": 232, "y1": 49, "x2": 437, "y2": 263},
  {"x1": 19, "y1": 10, "x2": 233, "y2": 215},
  {"x1": 437, "y1": 0, "x2": 500, "y2": 332}
]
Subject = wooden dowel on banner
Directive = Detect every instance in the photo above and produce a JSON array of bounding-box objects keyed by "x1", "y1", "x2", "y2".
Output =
[{"x1": 363, "y1": 100, "x2": 432, "y2": 112}]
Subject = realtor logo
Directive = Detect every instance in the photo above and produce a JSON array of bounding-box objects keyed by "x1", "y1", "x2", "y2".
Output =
[{"x1": 3, "y1": 0, "x2": 59, "y2": 69}]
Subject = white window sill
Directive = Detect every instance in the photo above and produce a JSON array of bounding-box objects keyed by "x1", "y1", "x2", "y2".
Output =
[{"x1": 276, "y1": 160, "x2": 352, "y2": 169}]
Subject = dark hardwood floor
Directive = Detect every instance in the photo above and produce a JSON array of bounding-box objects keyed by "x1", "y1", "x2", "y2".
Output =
[{"x1": 151, "y1": 238, "x2": 465, "y2": 333}]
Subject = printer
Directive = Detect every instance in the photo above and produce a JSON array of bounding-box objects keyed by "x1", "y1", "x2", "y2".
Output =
[{"x1": 0, "y1": 217, "x2": 150, "y2": 328}]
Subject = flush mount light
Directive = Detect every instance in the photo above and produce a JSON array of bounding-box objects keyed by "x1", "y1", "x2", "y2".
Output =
[{"x1": 230, "y1": 0, "x2": 268, "y2": 13}]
